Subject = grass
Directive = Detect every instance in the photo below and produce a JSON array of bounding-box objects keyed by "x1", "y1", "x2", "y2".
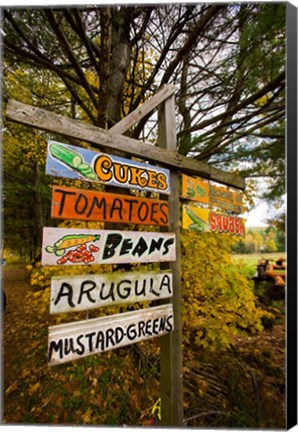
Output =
[{"x1": 231, "y1": 252, "x2": 286, "y2": 278}]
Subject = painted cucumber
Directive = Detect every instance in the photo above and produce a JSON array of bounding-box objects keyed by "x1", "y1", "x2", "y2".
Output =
[
  {"x1": 186, "y1": 206, "x2": 209, "y2": 230},
  {"x1": 77, "y1": 163, "x2": 97, "y2": 180},
  {"x1": 50, "y1": 143, "x2": 82, "y2": 169}
]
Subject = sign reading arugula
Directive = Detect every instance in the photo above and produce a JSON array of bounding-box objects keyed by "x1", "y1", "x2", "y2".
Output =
[
  {"x1": 46, "y1": 140, "x2": 171, "y2": 195},
  {"x1": 42, "y1": 227, "x2": 176, "y2": 266},
  {"x1": 48, "y1": 304, "x2": 174, "y2": 366},
  {"x1": 181, "y1": 174, "x2": 244, "y2": 214},
  {"x1": 50, "y1": 270, "x2": 173, "y2": 314},
  {"x1": 183, "y1": 204, "x2": 245, "y2": 237},
  {"x1": 51, "y1": 185, "x2": 169, "y2": 226}
]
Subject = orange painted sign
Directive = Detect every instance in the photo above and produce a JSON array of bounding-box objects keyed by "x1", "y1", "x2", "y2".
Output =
[
  {"x1": 182, "y1": 204, "x2": 245, "y2": 237},
  {"x1": 51, "y1": 185, "x2": 168, "y2": 226},
  {"x1": 181, "y1": 174, "x2": 244, "y2": 214},
  {"x1": 181, "y1": 175, "x2": 210, "y2": 204}
]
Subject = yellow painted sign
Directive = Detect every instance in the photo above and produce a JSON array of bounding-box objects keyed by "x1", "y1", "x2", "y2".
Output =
[
  {"x1": 181, "y1": 175, "x2": 244, "y2": 214},
  {"x1": 182, "y1": 204, "x2": 245, "y2": 237}
]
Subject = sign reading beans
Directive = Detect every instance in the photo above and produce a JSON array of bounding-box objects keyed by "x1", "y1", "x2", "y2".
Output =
[
  {"x1": 42, "y1": 227, "x2": 176, "y2": 266},
  {"x1": 51, "y1": 185, "x2": 169, "y2": 226},
  {"x1": 46, "y1": 140, "x2": 171, "y2": 195}
]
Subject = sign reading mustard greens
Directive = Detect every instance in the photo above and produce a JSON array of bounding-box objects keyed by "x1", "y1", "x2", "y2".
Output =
[
  {"x1": 48, "y1": 304, "x2": 174, "y2": 366},
  {"x1": 46, "y1": 141, "x2": 171, "y2": 194}
]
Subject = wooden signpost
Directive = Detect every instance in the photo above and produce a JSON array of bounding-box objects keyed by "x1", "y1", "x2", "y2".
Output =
[
  {"x1": 182, "y1": 174, "x2": 244, "y2": 214},
  {"x1": 51, "y1": 185, "x2": 169, "y2": 226},
  {"x1": 50, "y1": 270, "x2": 173, "y2": 314},
  {"x1": 42, "y1": 227, "x2": 176, "y2": 266},
  {"x1": 46, "y1": 140, "x2": 171, "y2": 195},
  {"x1": 48, "y1": 304, "x2": 174, "y2": 366},
  {"x1": 6, "y1": 85, "x2": 245, "y2": 426},
  {"x1": 183, "y1": 204, "x2": 245, "y2": 237}
]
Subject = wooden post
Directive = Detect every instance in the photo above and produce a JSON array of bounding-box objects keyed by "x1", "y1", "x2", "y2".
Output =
[{"x1": 158, "y1": 95, "x2": 184, "y2": 426}]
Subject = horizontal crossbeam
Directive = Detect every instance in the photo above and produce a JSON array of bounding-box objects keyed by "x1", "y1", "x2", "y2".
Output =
[{"x1": 5, "y1": 98, "x2": 245, "y2": 190}]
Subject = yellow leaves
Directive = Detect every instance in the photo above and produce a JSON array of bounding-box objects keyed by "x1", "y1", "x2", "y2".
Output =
[
  {"x1": 181, "y1": 230, "x2": 266, "y2": 351},
  {"x1": 5, "y1": 381, "x2": 18, "y2": 395},
  {"x1": 82, "y1": 407, "x2": 93, "y2": 424},
  {"x1": 28, "y1": 382, "x2": 41, "y2": 396}
]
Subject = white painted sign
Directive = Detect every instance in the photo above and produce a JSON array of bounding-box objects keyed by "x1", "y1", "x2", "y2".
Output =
[
  {"x1": 48, "y1": 304, "x2": 174, "y2": 366},
  {"x1": 42, "y1": 228, "x2": 176, "y2": 266},
  {"x1": 50, "y1": 270, "x2": 173, "y2": 314}
]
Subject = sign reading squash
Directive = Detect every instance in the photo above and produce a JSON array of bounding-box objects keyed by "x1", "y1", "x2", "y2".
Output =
[{"x1": 182, "y1": 204, "x2": 245, "y2": 237}]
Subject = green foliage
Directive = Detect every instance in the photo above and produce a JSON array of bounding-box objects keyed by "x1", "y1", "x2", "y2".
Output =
[{"x1": 232, "y1": 226, "x2": 284, "y2": 254}]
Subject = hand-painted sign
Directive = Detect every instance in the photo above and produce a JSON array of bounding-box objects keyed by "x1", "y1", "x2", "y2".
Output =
[
  {"x1": 42, "y1": 228, "x2": 176, "y2": 266},
  {"x1": 182, "y1": 175, "x2": 210, "y2": 204},
  {"x1": 182, "y1": 204, "x2": 245, "y2": 237},
  {"x1": 48, "y1": 304, "x2": 174, "y2": 366},
  {"x1": 51, "y1": 185, "x2": 169, "y2": 226},
  {"x1": 181, "y1": 174, "x2": 244, "y2": 214},
  {"x1": 50, "y1": 270, "x2": 173, "y2": 314},
  {"x1": 46, "y1": 140, "x2": 170, "y2": 194}
]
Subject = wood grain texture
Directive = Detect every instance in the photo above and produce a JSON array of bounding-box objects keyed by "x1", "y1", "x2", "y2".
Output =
[
  {"x1": 109, "y1": 84, "x2": 176, "y2": 134},
  {"x1": 6, "y1": 99, "x2": 245, "y2": 189},
  {"x1": 48, "y1": 304, "x2": 174, "y2": 366},
  {"x1": 50, "y1": 270, "x2": 173, "y2": 314},
  {"x1": 158, "y1": 95, "x2": 184, "y2": 426}
]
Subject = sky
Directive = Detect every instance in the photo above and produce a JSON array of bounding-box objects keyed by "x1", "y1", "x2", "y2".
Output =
[
  {"x1": 244, "y1": 201, "x2": 274, "y2": 227},
  {"x1": 244, "y1": 194, "x2": 287, "y2": 227}
]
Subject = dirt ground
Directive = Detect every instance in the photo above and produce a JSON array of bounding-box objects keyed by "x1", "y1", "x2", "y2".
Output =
[{"x1": 1, "y1": 264, "x2": 286, "y2": 427}]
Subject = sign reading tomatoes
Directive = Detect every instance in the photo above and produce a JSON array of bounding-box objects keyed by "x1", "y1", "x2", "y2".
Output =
[{"x1": 51, "y1": 185, "x2": 169, "y2": 226}]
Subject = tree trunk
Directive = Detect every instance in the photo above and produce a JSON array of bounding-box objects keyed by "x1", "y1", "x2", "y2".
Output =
[
  {"x1": 33, "y1": 159, "x2": 43, "y2": 260},
  {"x1": 106, "y1": 9, "x2": 132, "y2": 128}
]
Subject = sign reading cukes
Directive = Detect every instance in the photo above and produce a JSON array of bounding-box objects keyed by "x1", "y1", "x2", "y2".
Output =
[{"x1": 46, "y1": 140, "x2": 171, "y2": 195}]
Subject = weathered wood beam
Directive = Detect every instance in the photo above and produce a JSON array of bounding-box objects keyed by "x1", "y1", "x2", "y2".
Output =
[
  {"x1": 159, "y1": 95, "x2": 184, "y2": 426},
  {"x1": 5, "y1": 99, "x2": 245, "y2": 189},
  {"x1": 109, "y1": 84, "x2": 176, "y2": 135}
]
